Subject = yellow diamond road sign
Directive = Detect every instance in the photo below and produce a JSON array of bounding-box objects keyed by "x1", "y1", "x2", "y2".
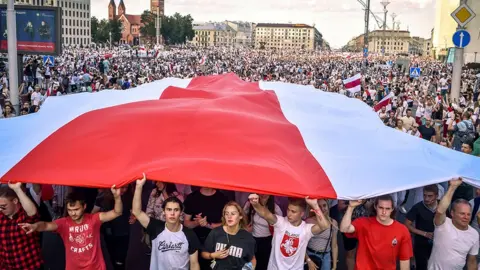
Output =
[{"x1": 451, "y1": 3, "x2": 476, "y2": 27}]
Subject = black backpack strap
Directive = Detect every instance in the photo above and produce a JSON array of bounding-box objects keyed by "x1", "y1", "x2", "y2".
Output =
[{"x1": 470, "y1": 197, "x2": 480, "y2": 224}]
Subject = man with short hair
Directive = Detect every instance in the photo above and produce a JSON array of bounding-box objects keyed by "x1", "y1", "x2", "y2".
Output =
[
  {"x1": 131, "y1": 175, "x2": 201, "y2": 270},
  {"x1": 400, "y1": 108, "x2": 416, "y2": 131},
  {"x1": 19, "y1": 185, "x2": 123, "y2": 270},
  {"x1": 248, "y1": 194, "x2": 330, "y2": 270},
  {"x1": 0, "y1": 182, "x2": 44, "y2": 270},
  {"x1": 418, "y1": 117, "x2": 437, "y2": 142},
  {"x1": 405, "y1": 185, "x2": 438, "y2": 270},
  {"x1": 340, "y1": 195, "x2": 412, "y2": 270},
  {"x1": 428, "y1": 178, "x2": 479, "y2": 270}
]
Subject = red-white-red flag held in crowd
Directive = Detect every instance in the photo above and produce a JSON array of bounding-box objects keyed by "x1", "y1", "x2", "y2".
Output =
[
  {"x1": 1, "y1": 74, "x2": 479, "y2": 199},
  {"x1": 374, "y1": 92, "x2": 395, "y2": 112},
  {"x1": 343, "y1": 73, "x2": 362, "y2": 93}
]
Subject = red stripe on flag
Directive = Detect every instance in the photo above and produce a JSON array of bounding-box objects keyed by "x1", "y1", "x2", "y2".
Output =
[
  {"x1": 3, "y1": 74, "x2": 336, "y2": 198},
  {"x1": 344, "y1": 79, "x2": 361, "y2": 89},
  {"x1": 374, "y1": 97, "x2": 391, "y2": 112}
]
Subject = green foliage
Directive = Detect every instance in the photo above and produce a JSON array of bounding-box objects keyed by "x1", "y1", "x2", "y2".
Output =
[
  {"x1": 140, "y1": 11, "x2": 195, "y2": 45},
  {"x1": 91, "y1": 16, "x2": 122, "y2": 44}
]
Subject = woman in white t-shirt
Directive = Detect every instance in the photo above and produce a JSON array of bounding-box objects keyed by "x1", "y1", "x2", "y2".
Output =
[
  {"x1": 305, "y1": 199, "x2": 338, "y2": 270},
  {"x1": 244, "y1": 195, "x2": 282, "y2": 270}
]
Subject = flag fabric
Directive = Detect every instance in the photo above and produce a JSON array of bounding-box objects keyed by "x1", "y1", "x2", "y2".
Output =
[
  {"x1": 1, "y1": 74, "x2": 479, "y2": 200},
  {"x1": 343, "y1": 74, "x2": 362, "y2": 93},
  {"x1": 374, "y1": 92, "x2": 394, "y2": 112}
]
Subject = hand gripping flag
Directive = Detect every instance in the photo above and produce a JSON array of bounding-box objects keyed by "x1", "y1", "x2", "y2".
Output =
[{"x1": 1, "y1": 74, "x2": 480, "y2": 199}]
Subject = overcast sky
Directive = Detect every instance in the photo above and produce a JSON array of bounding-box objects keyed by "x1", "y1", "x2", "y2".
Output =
[{"x1": 92, "y1": 0, "x2": 436, "y2": 48}]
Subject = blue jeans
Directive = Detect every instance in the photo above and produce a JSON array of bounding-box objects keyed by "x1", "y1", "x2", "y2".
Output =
[{"x1": 306, "y1": 250, "x2": 331, "y2": 270}]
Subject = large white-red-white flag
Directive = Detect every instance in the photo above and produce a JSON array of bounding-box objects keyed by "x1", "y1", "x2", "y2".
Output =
[
  {"x1": 374, "y1": 92, "x2": 395, "y2": 112},
  {"x1": 343, "y1": 73, "x2": 362, "y2": 93},
  {"x1": 1, "y1": 74, "x2": 479, "y2": 199}
]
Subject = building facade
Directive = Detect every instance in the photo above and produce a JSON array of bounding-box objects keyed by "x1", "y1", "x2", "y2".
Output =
[
  {"x1": 108, "y1": 0, "x2": 142, "y2": 45},
  {"x1": 2, "y1": 0, "x2": 90, "y2": 46},
  {"x1": 422, "y1": 37, "x2": 433, "y2": 57},
  {"x1": 464, "y1": 0, "x2": 480, "y2": 63},
  {"x1": 367, "y1": 30, "x2": 411, "y2": 55},
  {"x1": 252, "y1": 23, "x2": 323, "y2": 50},
  {"x1": 225, "y1": 21, "x2": 253, "y2": 47},
  {"x1": 58, "y1": 0, "x2": 90, "y2": 46},
  {"x1": 191, "y1": 22, "x2": 237, "y2": 47},
  {"x1": 432, "y1": 0, "x2": 459, "y2": 59},
  {"x1": 409, "y1": 36, "x2": 425, "y2": 55}
]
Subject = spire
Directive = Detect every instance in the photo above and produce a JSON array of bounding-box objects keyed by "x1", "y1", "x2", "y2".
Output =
[
  {"x1": 118, "y1": 0, "x2": 126, "y2": 16},
  {"x1": 108, "y1": 0, "x2": 116, "y2": 20}
]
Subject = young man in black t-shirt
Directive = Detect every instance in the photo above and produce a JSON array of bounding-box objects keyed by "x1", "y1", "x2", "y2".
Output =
[
  {"x1": 132, "y1": 175, "x2": 201, "y2": 270},
  {"x1": 418, "y1": 117, "x2": 436, "y2": 142},
  {"x1": 405, "y1": 184, "x2": 438, "y2": 270},
  {"x1": 183, "y1": 187, "x2": 229, "y2": 269}
]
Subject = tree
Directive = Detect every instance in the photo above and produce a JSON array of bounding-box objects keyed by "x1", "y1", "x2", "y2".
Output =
[
  {"x1": 140, "y1": 11, "x2": 194, "y2": 45},
  {"x1": 108, "y1": 17, "x2": 123, "y2": 44},
  {"x1": 91, "y1": 16, "x2": 100, "y2": 43},
  {"x1": 140, "y1": 10, "x2": 156, "y2": 41}
]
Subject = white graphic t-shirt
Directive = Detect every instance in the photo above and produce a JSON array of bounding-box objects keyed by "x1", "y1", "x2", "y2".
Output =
[
  {"x1": 268, "y1": 215, "x2": 314, "y2": 270},
  {"x1": 147, "y1": 218, "x2": 200, "y2": 270}
]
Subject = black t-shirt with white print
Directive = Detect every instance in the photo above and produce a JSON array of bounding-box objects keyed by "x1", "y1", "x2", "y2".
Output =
[
  {"x1": 204, "y1": 226, "x2": 256, "y2": 270},
  {"x1": 147, "y1": 218, "x2": 201, "y2": 270}
]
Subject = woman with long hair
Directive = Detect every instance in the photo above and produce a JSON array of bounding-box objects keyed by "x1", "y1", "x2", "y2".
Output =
[
  {"x1": 146, "y1": 181, "x2": 184, "y2": 221},
  {"x1": 243, "y1": 194, "x2": 282, "y2": 270},
  {"x1": 202, "y1": 201, "x2": 257, "y2": 270},
  {"x1": 305, "y1": 199, "x2": 338, "y2": 270}
]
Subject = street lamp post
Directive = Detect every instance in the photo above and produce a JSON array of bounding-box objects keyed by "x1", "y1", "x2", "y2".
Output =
[
  {"x1": 380, "y1": 0, "x2": 390, "y2": 56},
  {"x1": 7, "y1": 0, "x2": 19, "y2": 115},
  {"x1": 109, "y1": 31, "x2": 112, "y2": 47}
]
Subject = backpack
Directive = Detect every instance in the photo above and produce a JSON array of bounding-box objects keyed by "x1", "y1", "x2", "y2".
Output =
[
  {"x1": 471, "y1": 197, "x2": 480, "y2": 224},
  {"x1": 458, "y1": 120, "x2": 476, "y2": 144}
]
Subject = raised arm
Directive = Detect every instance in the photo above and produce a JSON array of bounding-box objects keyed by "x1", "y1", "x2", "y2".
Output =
[
  {"x1": 248, "y1": 194, "x2": 277, "y2": 225},
  {"x1": 340, "y1": 200, "x2": 363, "y2": 233},
  {"x1": 435, "y1": 178, "x2": 462, "y2": 226},
  {"x1": 131, "y1": 173, "x2": 150, "y2": 228},
  {"x1": 99, "y1": 185, "x2": 123, "y2": 223},
  {"x1": 306, "y1": 197, "x2": 330, "y2": 234},
  {"x1": 8, "y1": 182, "x2": 37, "y2": 217}
]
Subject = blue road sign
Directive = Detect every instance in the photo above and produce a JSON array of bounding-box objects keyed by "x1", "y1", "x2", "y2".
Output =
[
  {"x1": 410, "y1": 67, "x2": 421, "y2": 78},
  {"x1": 43, "y1": 55, "x2": 55, "y2": 67},
  {"x1": 363, "y1": 48, "x2": 368, "y2": 57},
  {"x1": 452, "y1": 30, "x2": 471, "y2": 48}
]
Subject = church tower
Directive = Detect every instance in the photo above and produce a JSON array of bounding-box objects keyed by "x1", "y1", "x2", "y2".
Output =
[
  {"x1": 108, "y1": 0, "x2": 116, "y2": 20},
  {"x1": 118, "y1": 0, "x2": 126, "y2": 17}
]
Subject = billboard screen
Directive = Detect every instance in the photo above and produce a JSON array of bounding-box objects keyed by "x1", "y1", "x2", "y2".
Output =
[{"x1": 0, "y1": 5, "x2": 62, "y2": 55}]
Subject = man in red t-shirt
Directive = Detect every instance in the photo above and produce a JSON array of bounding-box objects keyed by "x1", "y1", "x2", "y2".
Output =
[
  {"x1": 340, "y1": 194, "x2": 412, "y2": 270},
  {"x1": 19, "y1": 185, "x2": 123, "y2": 270}
]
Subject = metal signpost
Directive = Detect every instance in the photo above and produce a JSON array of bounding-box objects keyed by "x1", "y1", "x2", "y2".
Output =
[{"x1": 450, "y1": 1, "x2": 476, "y2": 102}]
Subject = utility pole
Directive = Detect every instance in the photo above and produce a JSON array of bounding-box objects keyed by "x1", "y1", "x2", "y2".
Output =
[
  {"x1": 364, "y1": 0, "x2": 371, "y2": 56},
  {"x1": 380, "y1": 0, "x2": 390, "y2": 56},
  {"x1": 7, "y1": 0, "x2": 19, "y2": 115},
  {"x1": 451, "y1": 0, "x2": 468, "y2": 102},
  {"x1": 156, "y1": 7, "x2": 161, "y2": 45}
]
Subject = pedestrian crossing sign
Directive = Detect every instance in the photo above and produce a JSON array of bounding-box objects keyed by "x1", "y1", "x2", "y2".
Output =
[
  {"x1": 410, "y1": 67, "x2": 421, "y2": 78},
  {"x1": 43, "y1": 55, "x2": 54, "y2": 67}
]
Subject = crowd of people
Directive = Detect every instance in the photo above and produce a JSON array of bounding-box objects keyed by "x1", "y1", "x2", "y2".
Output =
[{"x1": 0, "y1": 45, "x2": 480, "y2": 270}]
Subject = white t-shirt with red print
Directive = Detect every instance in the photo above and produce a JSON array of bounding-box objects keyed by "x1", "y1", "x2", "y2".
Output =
[{"x1": 268, "y1": 215, "x2": 314, "y2": 270}]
